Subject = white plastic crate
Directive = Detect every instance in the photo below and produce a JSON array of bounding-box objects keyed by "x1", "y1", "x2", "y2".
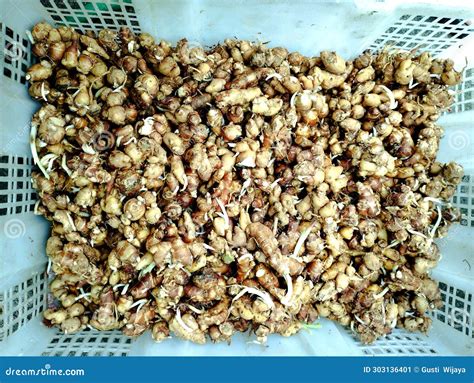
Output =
[{"x1": 0, "y1": 0, "x2": 473, "y2": 356}]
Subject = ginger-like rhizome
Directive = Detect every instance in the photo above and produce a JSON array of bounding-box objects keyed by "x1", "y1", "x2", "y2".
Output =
[{"x1": 28, "y1": 22, "x2": 463, "y2": 344}]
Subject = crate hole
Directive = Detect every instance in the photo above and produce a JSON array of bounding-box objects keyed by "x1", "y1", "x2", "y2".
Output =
[
  {"x1": 69, "y1": 1, "x2": 80, "y2": 9},
  {"x1": 96, "y1": 3, "x2": 109, "y2": 11},
  {"x1": 83, "y1": 2, "x2": 95, "y2": 11}
]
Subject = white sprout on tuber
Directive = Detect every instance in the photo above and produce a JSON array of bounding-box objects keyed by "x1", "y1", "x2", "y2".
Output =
[
  {"x1": 33, "y1": 200, "x2": 41, "y2": 215},
  {"x1": 406, "y1": 228, "x2": 428, "y2": 239},
  {"x1": 129, "y1": 299, "x2": 148, "y2": 311},
  {"x1": 232, "y1": 286, "x2": 275, "y2": 309},
  {"x1": 123, "y1": 136, "x2": 137, "y2": 146},
  {"x1": 265, "y1": 72, "x2": 283, "y2": 81},
  {"x1": 379, "y1": 85, "x2": 398, "y2": 109},
  {"x1": 30, "y1": 124, "x2": 50, "y2": 179},
  {"x1": 290, "y1": 92, "x2": 299, "y2": 108},
  {"x1": 236, "y1": 156, "x2": 256, "y2": 168},
  {"x1": 391, "y1": 318, "x2": 397, "y2": 328},
  {"x1": 291, "y1": 222, "x2": 315, "y2": 259},
  {"x1": 81, "y1": 143, "x2": 96, "y2": 155},
  {"x1": 239, "y1": 178, "x2": 252, "y2": 199},
  {"x1": 77, "y1": 287, "x2": 91, "y2": 302},
  {"x1": 112, "y1": 72, "x2": 128, "y2": 93},
  {"x1": 139, "y1": 117, "x2": 155, "y2": 135},
  {"x1": 215, "y1": 197, "x2": 230, "y2": 229},
  {"x1": 66, "y1": 212, "x2": 77, "y2": 231},
  {"x1": 180, "y1": 174, "x2": 188, "y2": 192},
  {"x1": 408, "y1": 77, "x2": 419, "y2": 89},
  {"x1": 185, "y1": 304, "x2": 204, "y2": 314},
  {"x1": 354, "y1": 315, "x2": 367, "y2": 326},
  {"x1": 202, "y1": 243, "x2": 216, "y2": 251},
  {"x1": 40, "y1": 153, "x2": 58, "y2": 173},
  {"x1": 25, "y1": 30, "x2": 35, "y2": 44},
  {"x1": 269, "y1": 178, "x2": 281, "y2": 190},
  {"x1": 429, "y1": 205, "x2": 443, "y2": 238},
  {"x1": 61, "y1": 155, "x2": 72, "y2": 176},
  {"x1": 40, "y1": 82, "x2": 49, "y2": 102},
  {"x1": 175, "y1": 307, "x2": 193, "y2": 332},
  {"x1": 138, "y1": 262, "x2": 156, "y2": 279},
  {"x1": 373, "y1": 287, "x2": 390, "y2": 300},
  {"x1": 238, "y1": 253, "x2": 253, "y2": 262}
]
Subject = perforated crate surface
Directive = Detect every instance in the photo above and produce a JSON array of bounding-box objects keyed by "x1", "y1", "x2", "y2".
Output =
[
  {"x1": 41, "y1": 330, "x2": 133, "y2": 356},
  {"x1": 0, "y1": 272, "x2": 48, "y2": 342},
  {"x1": 430, "y1": 281, "x2": 473, "y2": 338},
  {"x1": 368, "y1": 14, "x2": 474, "y2": 55},
  {"x1": 0, "y1": 22, "x2": 32, "y2": 85},
  {"x1": 450, "y1": 68, "x2": 474, "y2": 113},
  {"x1": 354, "y1": 329, "x2": 438, "y2": 356},
  {"x1": 451, "y1": 175, "x2": 473, "y2": 228},
  {"x1": 39, "y1": 0, "x2": 141, "y2": 34},
  {"x1": 0, "y1": 156, "x2": 37, "y2": 217},
  {"x1": 0, "y1": 0, "x2": 473, "y2": 356}
]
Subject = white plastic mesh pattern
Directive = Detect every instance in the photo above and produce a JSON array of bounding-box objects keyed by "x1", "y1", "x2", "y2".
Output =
[
  {"x1": 356, "y1": 329, "x2": 437, "y2": 356},
  {"x1": 0, "y1": 156, "x2": 37, "y2": 216},
  {"x1": 39, "y1": 0, "x2": 141, "y2": 34},
  {"x1": 0, "y1": 272, "x2": 48, "y2": 341},
  {"x1": 451, "y1": 174, "x2": 473, "y2": 228},
  {"x1": 430, "y1": 281, "x2": 473, "y2": 338},
  {"x1": 42, "y1": 330, "x2": 133, "y2": 356},
  {"x1": 368, "y1": 14, "x2": 474, "y2": 55},
  {"x1": 450, "y1": 67, "x2": 474, "y2": 113},
  {"x1": 0, "y1": 22, "x2": 32, "y2": 84}
]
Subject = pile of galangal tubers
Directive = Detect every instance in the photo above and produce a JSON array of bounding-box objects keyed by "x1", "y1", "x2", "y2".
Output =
[{"x1": 27, "y1": 21, "x2": 464, "y2": 344}]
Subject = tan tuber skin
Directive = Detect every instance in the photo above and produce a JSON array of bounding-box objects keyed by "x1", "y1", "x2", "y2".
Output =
[{"x1": 29, "y1": 22, "x2": 463, "y2": 344}]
